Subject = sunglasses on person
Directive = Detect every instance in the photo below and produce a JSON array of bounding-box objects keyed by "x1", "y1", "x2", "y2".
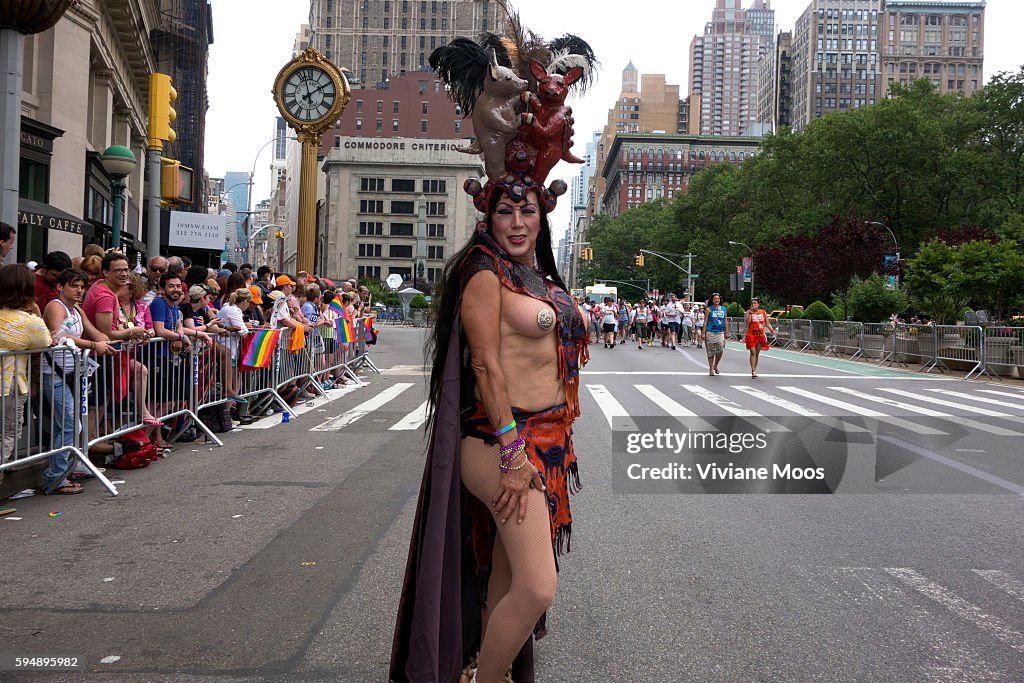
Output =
[{"x1": 150, "y1": 266, "x2": 167, "y2": 273}]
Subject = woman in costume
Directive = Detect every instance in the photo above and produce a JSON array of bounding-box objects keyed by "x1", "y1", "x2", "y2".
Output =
[
  {"x1": 702, "y1": 293, "x2": 729, "y2": 375},
  {"x1": 390, "y1": 7, "x2": 594, "y2": 682},
  {"x1": 744, "y1": 297, "x2": 775, "y2": 378}
]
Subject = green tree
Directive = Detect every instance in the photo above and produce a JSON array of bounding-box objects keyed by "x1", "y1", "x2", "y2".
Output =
[
  {"x1": 846, "y1": 274, "x2": 908, "y2": 322},
  {"x1": 803, "y1": 300, "x2": 834, "y2": 322}
]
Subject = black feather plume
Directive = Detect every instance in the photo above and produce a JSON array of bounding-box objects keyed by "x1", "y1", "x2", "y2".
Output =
[
  {"x1": 428, "y1": 38, "x2": 489, "y2": 116},
  {"x1": 478, "y1": 32, "x2": 513, "y2": 68}
]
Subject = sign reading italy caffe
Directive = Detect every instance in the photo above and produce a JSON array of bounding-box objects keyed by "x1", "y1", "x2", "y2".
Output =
[{"x1": 18, "y1": 200, "x2": 87, "y2": 235}]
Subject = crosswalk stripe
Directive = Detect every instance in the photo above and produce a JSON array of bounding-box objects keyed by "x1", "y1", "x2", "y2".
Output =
[
  {"x1": 925, "y1": 388, "x2": 1024, "y2": 411},
  {"x1": 585, "y1": 384, "x2": 637, "y2": 430},
  {"x1": 878, "y1": 387, "x2": 1024, "y2": 421},
  {"x1": 972, "y1": 570, "x2": 1024, "y2": 604},
  {"x1": 733, "y1": 385, "x2": 871, "y2": 434},
  {"x1": 389, "y1": 400, "x2": 429, "y2": 431},
  {"x1": 682, "y1": 384, "x2": 791, "y2": 432},
  {"x1": 310, "y1": 383, "x2": 414, "y2": 431},
  {"x1": 831, "y1": 387, "x2": 1024, "y2": 437},
  {"x1": 884, "y1": 567, "x2": 1024, "y2": 653},
  {"x1": 978, "y1": 389, "x2": 1024, "y2": 404},
  {"x1": 634, "y1": 385, "x2": 717, "y2": 432},
  {"x1": 778, "y1": 386, "x2": 947, "y2": 435}
]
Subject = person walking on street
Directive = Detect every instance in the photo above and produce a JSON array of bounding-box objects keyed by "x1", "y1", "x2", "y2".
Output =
[
  {"x1": 744, "y1": 297, "x2": 774, "y2": 378},
  {"x1": 702, "y1": 293, "x2": 729, "y2": 376}
]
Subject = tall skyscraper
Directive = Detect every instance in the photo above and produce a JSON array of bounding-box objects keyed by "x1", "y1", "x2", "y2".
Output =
[
  {"x1": 756, "y1": 30, "x2": 793, "y2": 131},
  {"x1": 689, "y1": 0, "x2": 775, "y2": 137},
  {"x1": 224, "y1": 171, "x2": 250, "y2": 261},
  {"x1": 789, "y1": 0, "x2": 883, "y2": 131},
  {"x1": 309, "y1": 0, "x2": 506, "y2": 87},
  {"x1": 879, "y1": 0, "x2": 985, "y2": 98}
]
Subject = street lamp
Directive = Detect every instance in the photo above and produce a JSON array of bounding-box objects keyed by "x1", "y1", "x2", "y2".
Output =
[
  {"x1": 100, "y1": 145, "x2": 138, "y2": 250},
  {"x1": 865, "y1": 220, "x2": 900, "y2": 285},
  {"x1": 728, "y1": 240, "x2": 753, "y2": 300}
]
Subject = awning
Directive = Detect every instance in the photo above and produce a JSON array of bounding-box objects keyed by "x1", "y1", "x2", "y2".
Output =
[{"x1": 18, "y1": 198, "x2": 93, "y2": 238}]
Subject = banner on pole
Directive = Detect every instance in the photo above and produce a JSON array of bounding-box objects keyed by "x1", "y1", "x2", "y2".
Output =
[{"x1": 742, "y1": 257, "x2": 752, "y2": 283}]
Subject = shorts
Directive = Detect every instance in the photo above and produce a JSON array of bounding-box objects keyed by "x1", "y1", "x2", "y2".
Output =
[
  {"x1": 323, "y1": 338, "x2": 337, "y2": 354},
  {"x1": 602, "y1": 323, "x2": 616, "y2": 333},
  {"x1": 636, "y1": 322, "x2": 649, "y2": 339},
  {"x1": 666, "y1": 321, "x2": 681, "y2": 335}
]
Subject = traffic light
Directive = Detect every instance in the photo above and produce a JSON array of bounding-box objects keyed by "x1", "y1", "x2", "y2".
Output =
[
  {"x1": 160, "y1": 159, "x2": 194, "y2": 204},
  {"x1": 581, "y1": 247, "x2": 593, "y2": 261},
  {"x1": 635, "y1": 254, "x2": 645, "y2": 267},
  {"x1": 148, "y1": 73, "x2": 177, "y2": 149}
]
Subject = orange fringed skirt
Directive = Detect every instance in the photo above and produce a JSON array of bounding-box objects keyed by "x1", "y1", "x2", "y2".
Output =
[{"x1": 745, "y1": 329, "x2": 770, "y2": 350}]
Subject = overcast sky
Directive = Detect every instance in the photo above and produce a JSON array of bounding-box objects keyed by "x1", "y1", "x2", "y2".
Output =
[{"x1": 205, "y1": 0, "x2": 1021, "y2": 240}]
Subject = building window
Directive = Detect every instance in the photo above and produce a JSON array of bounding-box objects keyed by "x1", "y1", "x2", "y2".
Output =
[
  {"x1": 390, "y1": 222, "x2": 414, "y2": 236},
  {"x1": 423, "y1": 179, "x2": 446, "y2": 194},
  {"x1": 454, "y1": 120, "x2": 461, "y2": 134},
  {"x1": 358, "y1": 221, "x2": 384, "y2": 235},
  {"x1": 376, "y1": 119, "x2": 383, "y2": 131},
  {"x1": 428, "y1": 245, "x2": 445, "y2": 260},
  {"x1": 391, "y1": 200, "x2": 416, "y2": 214},
  {"x1": 334, "y1": 136, "x2": 341, "y2": 147},
  {"x1": 392, "y1": 178, "x2": 416, "y2": 192},
  {"x1": 355, "y1": 118, "x2": 363, "y2": 131},
  {"x1": 357, "y1": 243, "x2": 383, "y2": 257},
  {"x1": 420, "y1": 120, "x2": 428, "y2": 133},
  {"x1": 426, "y1": 201, "x2": 445, "y2": 216},
  {"x1": 427, "y1": 223, "x2": 445, "y2": 238},
  {"x1": 392, "y1": 119, "x2": 399, "y2": 131},
  {"x1": 390, "y1": 244, "x2": 414, "y2": 258},
  {"x1": 359, "y1": 199, "x2": 384, "y2": 213},
  {"x1": 360, "y1": 177, "x2": 385, "y2": 192},
  {"x1": 358, "y1": 265, "x2": 383, "y2": 281}
]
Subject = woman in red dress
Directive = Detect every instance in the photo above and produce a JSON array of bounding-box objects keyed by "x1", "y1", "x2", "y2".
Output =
[{"x1": 744, "y1": 297, "x2": 775, "y2": 378}]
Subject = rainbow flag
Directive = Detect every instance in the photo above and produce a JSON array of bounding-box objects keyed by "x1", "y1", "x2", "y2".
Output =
[
  {"x1": 363, "y1": 316, "x2": 377, "y2": 343},
  {"x1": 327, "y1": 299, "x2": 346, "y2": 318},
  {"x1": 337, "y1": 315, "x2": 356, "y2": 343},
  {"x1": 241, "y1": 329, "x2": 281, "y2": 369}
]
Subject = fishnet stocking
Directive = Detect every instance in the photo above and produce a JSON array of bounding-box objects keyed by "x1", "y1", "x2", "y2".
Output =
[{"x1": 462, "y1": 436, "x2": 557, "y2": 683}]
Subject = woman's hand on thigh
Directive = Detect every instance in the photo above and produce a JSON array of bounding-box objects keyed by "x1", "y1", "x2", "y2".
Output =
[{"x1": 492, "y1": 462, "x2": 546, "y2": 525}]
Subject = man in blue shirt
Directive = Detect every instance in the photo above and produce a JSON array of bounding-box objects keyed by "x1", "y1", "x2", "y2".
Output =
[{"x1": 149, "y1": 273, "x2": 212, "y2": 415}]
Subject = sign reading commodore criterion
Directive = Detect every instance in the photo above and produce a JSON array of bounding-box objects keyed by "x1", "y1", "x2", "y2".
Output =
[{"x1": 169, "y1": 211, "x2": 226, "y2": 251}]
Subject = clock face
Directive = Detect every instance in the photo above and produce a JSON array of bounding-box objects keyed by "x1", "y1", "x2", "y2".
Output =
[{"x1": 282, "y1": 66, "x2": 337, "y2": 122}]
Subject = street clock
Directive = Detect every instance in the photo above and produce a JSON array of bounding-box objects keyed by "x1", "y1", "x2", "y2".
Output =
[
  {"x1": 271, "y1": 48, "x2": 351, "y2": 272},
  {"x1": 273, "y1": 49, "x2": 350, "y2": 130}
]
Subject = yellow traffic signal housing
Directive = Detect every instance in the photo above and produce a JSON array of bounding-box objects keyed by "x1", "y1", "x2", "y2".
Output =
[
  {"x1": 581, "y1": 247, "x2": 593, "y2": 261},
  {"x1": 160, "y1": 159, "x2": 193, "y2": 204},
  {"x1": 149, "y1": 73, "x2": 177, "y2": 149},
  {"x1": 635, "y1": 254, "x2": 645, "y2": 267}
]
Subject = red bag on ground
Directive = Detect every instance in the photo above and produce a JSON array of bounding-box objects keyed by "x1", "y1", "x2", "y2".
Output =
[{"x1": 111, "y1": 429, "x2": 159, "y2": 469}]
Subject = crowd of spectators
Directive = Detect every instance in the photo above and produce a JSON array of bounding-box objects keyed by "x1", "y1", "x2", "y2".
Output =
[{"x1": 0, "y1": 221, "x2": 375, "y2": 496}]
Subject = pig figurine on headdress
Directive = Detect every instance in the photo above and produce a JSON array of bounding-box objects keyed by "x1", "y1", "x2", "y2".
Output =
[{"x1": 429, "y1": 6, "x2": 597, "y2": 212}]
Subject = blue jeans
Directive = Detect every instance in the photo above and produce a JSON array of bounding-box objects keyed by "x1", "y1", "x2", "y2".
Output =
[{"x1": 41, "y1": 374, "x2": 77, "y2": 489}]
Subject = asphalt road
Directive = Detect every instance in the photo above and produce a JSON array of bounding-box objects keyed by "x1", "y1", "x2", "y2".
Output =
[{"x1": 2, "y1": 327, "x2": 1023, "y2": 682}]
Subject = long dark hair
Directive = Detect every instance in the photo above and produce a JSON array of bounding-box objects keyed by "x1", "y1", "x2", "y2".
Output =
[{"x1": 425, "y1": 188, "x2": 564, "y2": 433}]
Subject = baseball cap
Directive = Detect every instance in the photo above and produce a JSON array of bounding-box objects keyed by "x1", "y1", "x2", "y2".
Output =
[
  {"x1": 275, "y1": 275, "x2": 297, "y2": 287},
  {"x1": 267, "y1": 290, "x2": 286, "y2": 301},
  {"x1": 216, "y1": 269, "x2": 231, "y2": 278},
  {"x1": 26, "y1": 260, "x2": 38, "y2": 271},
  {"x1": 188, "y1": 285, "x2": 212, "y2": 300},
  {"x1": 247, "y1": 285, "x2": 264, "y2": 305}
]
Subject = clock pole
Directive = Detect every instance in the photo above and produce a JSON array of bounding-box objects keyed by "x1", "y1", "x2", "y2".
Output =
[{"x1": 296, "y1": 129, "x2": 321, "y2": 273}]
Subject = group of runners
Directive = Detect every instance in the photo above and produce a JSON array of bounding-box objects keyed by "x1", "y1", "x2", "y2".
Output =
[{"x1": 579, "y1": 294, "x2": 776, "y2": 378}]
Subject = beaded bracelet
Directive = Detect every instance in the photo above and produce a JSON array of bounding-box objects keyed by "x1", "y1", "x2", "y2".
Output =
[
  {"x1": 507, "y1": 452, "x2": 530, "y2": 471},
  {"x1": 499, "y1": 443, "x2": 526, "y2": 473},
  {"x1": 492, "y1": 420, "x2": 516, "y2": 437},
  {"x1": 499, "y1": 436, "x2": 524, "y2": 458}
]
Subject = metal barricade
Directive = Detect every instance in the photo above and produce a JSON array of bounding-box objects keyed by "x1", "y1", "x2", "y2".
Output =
[
  {"x1": 982, "y1": 326, "x2": 1024, "y2": 380},
  {"x1": 926, "y1": 324, "x2": 984, "y2": 378},
  {"x1": 883, "y1": 323, "x2": 937, "y2": 369},
  {"x1": 273, "y1": 327, "x2": 327, "y2": 410},
  {"x1": 0, "y1": 345, "x2": 116, "y2": 496},
  {"x1": 96, "y1": 337, "x2": 223, "y2": 450},
  {"x1": 807, "y1": 319, "x2": 832, "y2": 353},
  {"x1": 347, "y1": 316, "x2": 381, "y2": 376},
  {"x1": 822, "y1": 321, "x2": 863, "y2": 359},
  {"x1": 773, "y1": 318, "x2": 793, "y2": 348},
  {"x1": 727, "y1": 317, "x2": 746, "y2": 342},
  {"x1": 859, "y1": 323, "x2": 893, "y2": 362},
  {"x1": 787, "y1": 319, "x2": 813, "y2": 351}
]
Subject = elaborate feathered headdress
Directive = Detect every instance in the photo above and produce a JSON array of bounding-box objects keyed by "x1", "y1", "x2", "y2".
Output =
[{"x1": 429, "y1": 0, "x2": 598, "y2": 216}]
